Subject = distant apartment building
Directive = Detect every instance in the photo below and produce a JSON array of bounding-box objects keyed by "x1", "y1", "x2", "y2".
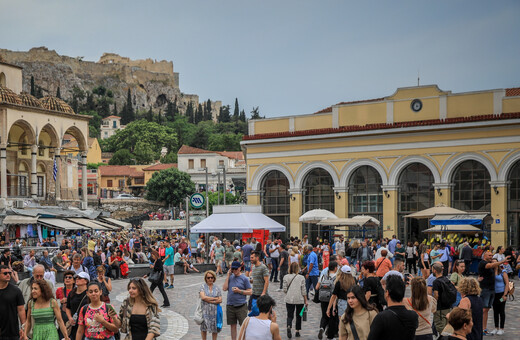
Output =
[
  {"x1": 100, "y1": 115, "x2": 125, "y2": 139},
  {"x1": 177, "y1": 145, "x2": 246, "y2": 196}
]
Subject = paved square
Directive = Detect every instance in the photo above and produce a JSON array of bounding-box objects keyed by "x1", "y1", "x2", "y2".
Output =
[{"x1": 107, "y1": 273, "x2": 520, "y2": 339}]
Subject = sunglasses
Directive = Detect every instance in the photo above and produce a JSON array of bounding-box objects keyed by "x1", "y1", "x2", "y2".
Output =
[
  {"x1": 1, "y1": 271, "x2": 12, "y2": 276},
  {"x1": 206, "y1": 276, "x2": 216, "y2": 280},
  {"x1": 64, "y1": 276, "x2": 74, "y2": 279}
]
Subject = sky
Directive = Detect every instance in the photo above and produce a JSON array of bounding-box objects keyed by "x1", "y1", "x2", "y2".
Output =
[{"x1": 1, "y1": 0, "x2": 519, "y2": 118}]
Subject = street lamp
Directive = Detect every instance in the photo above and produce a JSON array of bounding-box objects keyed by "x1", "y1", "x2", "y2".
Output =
[
  {"x1": 217, "y1": 164, "x2": 226, "y2": 205},
  {"x1": 212, "y1": 171, "x2": 221, "y2": 205},
  {"x1": 198, "y1": 167, "x2": 209, "y2": 217}
]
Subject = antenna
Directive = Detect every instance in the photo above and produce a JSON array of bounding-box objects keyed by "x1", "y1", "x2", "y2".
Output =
[{"x1": 417, "y1": 69, "x2": 420, "y2": 86}]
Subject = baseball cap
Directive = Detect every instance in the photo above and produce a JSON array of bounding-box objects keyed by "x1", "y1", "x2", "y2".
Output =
[
  {"x1": 75, "y1": 272, "x2": 90, "y2": 281},
  {"x1": 340, "y1": 265, "x2": 352, "y2": 274},
  {"x1": 231, "y1": 261, "x2": 242, "y2": 269}
]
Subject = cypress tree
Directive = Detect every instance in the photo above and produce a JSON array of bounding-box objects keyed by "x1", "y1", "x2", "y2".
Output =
[
  {"x1": 195, "y1": 103, "x2": 203, "y2": 124},
  {"x1": 233, "y1": 98, "x2": 239, "y2": 121},
  {"x1": 186, "y1": 102, "x2": 194, "y2": 124},
  {"x1": 113, "y1": 102, "x2": 118, "y2": 116},
  {"x1": 30, "y1": 76, "x2": 35, "y2": 96},
  {"x1": 239, "y1": 109, "x2": 246, "y2": 122},
  {"x1": 219, "y1": 105, "x2": 231, "y2": 123}
]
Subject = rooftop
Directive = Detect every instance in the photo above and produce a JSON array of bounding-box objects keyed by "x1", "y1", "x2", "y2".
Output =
[
  {"x1": 143, "y1": 163, "x2": 177, "y2": 171},
  {"x1": 98, "y1": 165, "x2": 144, "y2": 178}
]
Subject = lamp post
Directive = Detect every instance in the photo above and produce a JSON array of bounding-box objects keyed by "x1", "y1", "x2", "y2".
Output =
[
  {"x1": 199, "y1": 167, "x2": 209, "y2": 217},
  {"x1": 218, "y1": 164, "x2": 226, "y2": 205}
]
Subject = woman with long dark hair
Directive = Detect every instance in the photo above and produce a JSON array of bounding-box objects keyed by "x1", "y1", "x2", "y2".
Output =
[
  {"x1": 146, "y1": 250, "x2": 170, "y2": 307},
  {"x1": 119, "y1": 278, "x2": 161, "y2": 340},
  {"x1": 403, "y1": 277, "x2": 436, "y2": 340},
  {"x1": 326, "y1": 265, "x2": 357, "y2": 319},
  {"x1": 361, "y1": 261, "x2": 385, "y2": 312},
  {"x1": 66, "y1": 272, "x2": 90, "y2": 340},
  {"x1": 338, "y1": 285, "x2": 377, "y2": 340}
]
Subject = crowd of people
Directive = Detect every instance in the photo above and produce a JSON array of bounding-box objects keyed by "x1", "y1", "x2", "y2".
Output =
[{"x1": 0, "y1": 231, "x2": 519, "y2": 340}]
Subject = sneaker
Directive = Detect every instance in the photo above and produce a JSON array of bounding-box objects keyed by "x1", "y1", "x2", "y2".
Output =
[
  {"x1": 489, "y1": 329, "x2": 498, "y2": 335},
  {"x1": 287, "y1": 327, "x2": 292, "y2": 339},
  {"x1": 497, "y1": 330, "x2": 504, "y2": 335},
  {"x1": 164, "y1": 282, "x2": 169, "y2": 288},
  {"x1": 318, "y1": 327, "x2": 324, "y2": 339},
  {"x1": 167, "y1": 284, "x2": 174, "y2": 289},
  {"x1": 161, "y1": 304, "x2": 170, "y2": 307},
  {"x1": 483, "y1": 329, "x2": 494, "y2": 336},
  {"x1": 276, "y1": 288, "x2": 283, "y2": 292}
]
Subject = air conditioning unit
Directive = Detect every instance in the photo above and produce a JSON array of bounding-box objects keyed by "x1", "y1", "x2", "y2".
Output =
[
  {"x1": 79, "y1": 201, "x2": 88, "y2": 210},
  {"x1": 14, "y1": 200, "x2": 24, "y2": 209}
]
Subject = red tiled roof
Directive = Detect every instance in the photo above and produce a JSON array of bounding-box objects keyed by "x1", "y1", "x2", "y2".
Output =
[
  {"x1": 244, "y1": 112, "x2": 520, "y2": 141},
  {"x1": 98, "y1": 165, "x2": 144, "y2": 177},
  {"x1": 143, "y1": 163, "x2": 177, "y2": 171},
  {"x1": 217, "y1": 151, "x2": 244, "y2": 160},
  {"x1": 506, "y1": 87, "x2": 520, "y2": 97},
  {"x1": 104, "y1": 115, "x2": 121, "y2": 119},
  {"x1": 178, "y1": 145, "x2": 214, "y2": 154},
  {"x1": 314, "y1": 97, "x2": 386, "y2": 114}
]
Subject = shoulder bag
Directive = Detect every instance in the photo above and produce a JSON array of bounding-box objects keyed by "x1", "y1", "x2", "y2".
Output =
[
  {"x1": 349, "y1": 320, "x2": 361, "y2": 340},
  {"x1": 237, "y1": 316, "x2": 251, "y2": 340}
]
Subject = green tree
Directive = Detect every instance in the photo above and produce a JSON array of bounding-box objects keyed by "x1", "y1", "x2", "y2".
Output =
[
  {"x1": 145, "y1": 168, "x2": 195, "y2": 205},
  {"x1": 165, "y1": 100, "x2": 177, "y2": 121},
  {"x1": 239, "y1": 109, "x2": 246, "y2": 122},
  {"x1": 160, "y1": 152, "x2": 177, "y2": 164},
  {"x1": 250, "y1": 106, "x2": 262, "y2": 119},
  {"x1": 78, "y1": 110, "x2": 102, "y2": 138},
  {"x1": 205, "y1": 191, "x2": 241, "y2": 213},
  {"x1": 192, "y1": 125, "x2": 210, "y2": 149},
  {"x1": 195, "y1": 103, "x2": 203, "y2": 124},
  {"x1": 208, "y1": 133, "x2": 243, "y2": 151},
  {"x1": 109, "y1": 149, "x2": 135, "y2": 165},
  {"x1": 121, "y1": 89, "x2": 135, "y2": 124},
  {"x1": 134, "y1": 141, "x2": 155, "y2": 164},
  {"x1": 167, "y1": 117, "x2": 196, "y2": 148},
  {"x1": 103, "y1": 119, "x2": 177, "y2": 163},
  {"x1": 204, "y1": 99, "x2": 213, "y2": 121},
  {"x1": 233, "y1": 98, "x2": 239, "y2": 121},
  {"x1": 218, "y1": 105, "x2": 231, "y2": 123},
  {"x1": 113, "y1": 102, "x2": 118, "y2": 116},
  {"x1": 87, "y1": 162, "x2": 106, "y2": 170},
  {"x1": 146, "y1": 107, "x2": 154, "y2": 122},
  {"x1": 30, "y1": 76, "x2": 35, "y2": 96},
  {"x1": 186, "y1": 102, "x2": 194, "y2": 124},
  {"x1": 56, "y1": 87, "x2": 61, "y2": 98}
]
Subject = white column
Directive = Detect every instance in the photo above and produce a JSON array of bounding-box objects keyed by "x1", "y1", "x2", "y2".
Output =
[
  {"x1": 31, "y1": 144, "x2": 37, "y2": 199},
  {"x1": 55, "y1": 152, "x2": 61, "y2": 200},
  {"x1": 0, "y1": 144, "x2": 7, "y2": 199},
  {"x1": 81, "y1": 151, "x2": 87, "y2": 207}
]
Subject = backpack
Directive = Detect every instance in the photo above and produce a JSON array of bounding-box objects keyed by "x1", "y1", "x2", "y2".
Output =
[
  {"x1": 438, "y1": 278, "x2": 457, "y2": 307},
  {"x1": 319, "y1": 274, "x2": 335, "y2": 302}
]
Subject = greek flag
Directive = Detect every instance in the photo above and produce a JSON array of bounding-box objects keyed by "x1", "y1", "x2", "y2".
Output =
[{"x1": 53, "y1": 157, "x2": 57, "y2": 181}]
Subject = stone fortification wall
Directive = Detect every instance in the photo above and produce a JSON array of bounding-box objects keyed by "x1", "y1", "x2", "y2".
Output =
[
  {"x1": 0, "y1": 47, "x2": 218, "y2": 117},
  {"x1": 92, "y1": 198, "x2": 164, "y2": 220}
]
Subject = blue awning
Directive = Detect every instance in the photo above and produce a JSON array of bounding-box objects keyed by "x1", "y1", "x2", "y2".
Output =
[{"x1": 430, "y1": 214, "x2": 491, "y2": 226}]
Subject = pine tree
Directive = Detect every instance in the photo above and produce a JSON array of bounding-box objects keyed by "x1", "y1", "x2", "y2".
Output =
[
  {"x1": 233, "y1": 98, "x2": 239, "y2": 121},
  {"x1": 121, "y1": 89, "x2": 135, "y2": 124},
  {"x1": 30, "y1": 76, "x2": 35, "y2": 96},
  {"x1": 86, "y1": 93, "x2": 95, "y2": 111},
  {"x1": 195, "y1": 103, "x2": 203, "y2": 124},
  {"x1": 204, "y1": 99, "x2": 212, "y2": 121},
  {"x1": 166, "y1": 101, "x2": 175, "y2": 121},
  {"x1": 56, "y1": 87, "x2": 61, "y2": 99},
  {"x1": 251, "y1": 106, "x2": 262, "y2": 119},
  {"x1": 146, "y1": 107, "x2": 154, "y2": 122},
  {"x1": 113, "y1": 102, "x2": 118, "y2": 116},
  {"x1": 239, "y1": 109, "x2": 246, "y2": 122}
]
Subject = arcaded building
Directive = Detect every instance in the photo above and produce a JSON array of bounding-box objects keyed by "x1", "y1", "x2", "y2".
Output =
[
  {"x1": 0, "y1": 58, "x2": 90, "y2": 208},
  {"x1": 242, "y1": 85, "x2": 520, "y2": 248}
]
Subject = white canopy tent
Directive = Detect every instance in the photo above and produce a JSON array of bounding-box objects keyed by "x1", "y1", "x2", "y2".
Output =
[
  {"x1": 190, "y1": 205, "x2": 286, "y2": 233},
  {"x1": 142, "y1": 220, "x2": 186, "y2": 230},
  {"x1": 318, "y1": 215, "x2": 380, "y2": 227}
]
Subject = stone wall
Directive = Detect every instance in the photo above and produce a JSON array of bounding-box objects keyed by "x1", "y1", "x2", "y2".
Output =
[{"x1": 90, "y1": 198, "x2": 164, "y2": 219}]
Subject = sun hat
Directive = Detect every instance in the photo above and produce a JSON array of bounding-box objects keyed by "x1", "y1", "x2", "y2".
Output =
[
  {"x1": 75, "y1": 272, "x2": 90, "y2": 281},
  {"x1": 340, "y1": 265, "x2": 352, "y2": 274}
]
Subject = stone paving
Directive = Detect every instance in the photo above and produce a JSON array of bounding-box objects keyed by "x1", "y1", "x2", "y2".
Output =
[{"x1": 106, "y1": 273, "x2": 520, "y2": 339}]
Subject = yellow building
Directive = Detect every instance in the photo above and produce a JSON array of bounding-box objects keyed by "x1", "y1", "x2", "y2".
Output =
[
  {"x1": 242, "y1": 85, "x2": 520, "y2": 248},
  {"x1": 0, "y1": 58, "x2": 90, "y2": 207},
  {"x1": 62, "y1": 137, "x2": 102, "y2": 164}
]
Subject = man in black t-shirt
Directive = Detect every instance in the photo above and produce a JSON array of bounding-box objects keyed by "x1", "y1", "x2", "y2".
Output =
[
  {"x1": 367, "y1": 275, "x2": 418, "y2": 340},
  {"x1": 432, "y1": 262, "x2": 452, "y2": 333},
  {"x1": 478, "y1": 250, "x2": 510, "y2": 335},
  {"x1": 0, "y1": 265, "x2": 26, "y2": 340},
  {"x1": 277, "y1": 244, "x2": 289, "y2": 290}
]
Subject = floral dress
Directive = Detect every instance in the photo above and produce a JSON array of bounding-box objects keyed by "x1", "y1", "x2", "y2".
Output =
[{"x1": 200, "y1": 284, "x2": 222, "y2": 333}]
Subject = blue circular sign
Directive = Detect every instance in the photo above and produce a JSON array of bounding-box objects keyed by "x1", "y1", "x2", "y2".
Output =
[{"x1": 190, "y1": 193, "x2": 205, "y2": 209}]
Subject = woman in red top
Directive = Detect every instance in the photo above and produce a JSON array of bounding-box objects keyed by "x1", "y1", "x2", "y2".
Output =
[
  {"x1": 375, "y1": 249, "x2": 393, "y2": 278},
  {"x1": 56, "y1": 270, "x2": 75, "y2": 337}
]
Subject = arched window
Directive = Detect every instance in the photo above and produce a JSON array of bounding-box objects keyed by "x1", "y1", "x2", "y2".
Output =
[
  {"x1": 452, "y1": 160, "x2": 491, "y2": 211},
  {"x1": 0, "y1": 72, "x2": 6, "y2": 86},
  {"x1": 303, "y1": 168, "x2": 334, "y2": 243},
  {"x1": 398, "y1": 163, "x2": 434, "y2": 241},
  {"x1": 261, "y1": 170, "x2": 290, "y2": 239},
  {"x1": 507, "y1": 161, "x2": 520, "y2": 248},
  {"x1": 348, "y1": 166, "x2": 383, "y2": 238}
]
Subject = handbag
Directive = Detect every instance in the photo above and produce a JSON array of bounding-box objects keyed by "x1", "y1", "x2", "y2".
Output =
[
  {"x1": 237, "y1": 316, "x2": 250, "y2": 340},
  {"x1": 194, "y1": 298, "x2": 203, "y2": 325},
  {"x1": 216, "y1": 304, "x2": 223, "y2": 331},
  {"x1": 148, "y1": 270, "x2": 162, "y2": 284}
]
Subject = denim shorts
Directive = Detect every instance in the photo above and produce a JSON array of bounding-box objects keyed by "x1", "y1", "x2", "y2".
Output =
[
  {"x1": 244, "y1": 261, "x2": 251, "y2": 271},
  {"x1": 480, "y1": 288, "x2": 495, "y2": 308}
]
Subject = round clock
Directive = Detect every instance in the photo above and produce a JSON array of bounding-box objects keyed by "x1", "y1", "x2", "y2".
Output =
[{"x1": 411, "y1": 99, "x2": 422, "y2": 112}]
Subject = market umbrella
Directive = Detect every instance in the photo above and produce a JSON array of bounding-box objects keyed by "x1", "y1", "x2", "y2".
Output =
[
  {"x1": 299, "y1": 209, "x2": 338, "y2": 223},
  {"x1": 317, "y1": 215, "x2": 380, "y2": 226},
  {"x1": 404, "y1": 203, "x2": 466, "y2": 219},
  {"x1": 423, "y1": 224, "x2": 483, "y2": 233}
]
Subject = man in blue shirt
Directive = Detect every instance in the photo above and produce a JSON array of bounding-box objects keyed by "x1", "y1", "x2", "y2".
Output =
[
  {"x1": 241, "y1": 238, "x2": 254, "y2": 277},
  {"x1": 163, "y1": 240, "x2": 175, "y2": 288},
  {"x1": 388, "y1": 235, "x2": 399, "y2": 264},
  {"x1": 304, "y1": 244, "x2": 319, "y2": 299},
  {"x1": 223, "y1": 261, "x2": 252, "y2": 340}
]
